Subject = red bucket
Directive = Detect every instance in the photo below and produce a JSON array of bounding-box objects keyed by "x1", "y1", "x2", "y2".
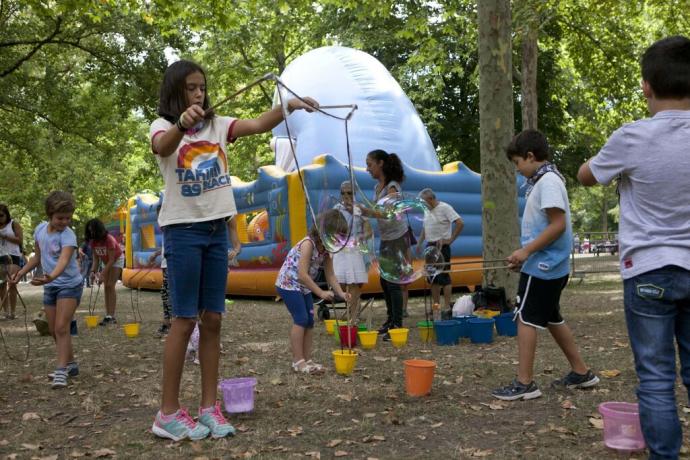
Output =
[{"x1": 338, "y1": 325, "x2": 358, "y2": 349}]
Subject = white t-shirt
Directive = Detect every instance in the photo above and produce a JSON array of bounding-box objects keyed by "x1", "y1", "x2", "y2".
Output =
[
  {"x1": 423, "y1": 202, "x2": 461, "y2": 242},
  {"x1": 0, "y1": 220, "x2": 21, "y2": 257},
  {"x1": 589, "y1": 110, "x2": 690, "y2": 279},
  {"x1": 150, "y1": 116, "x2": 238, "y2": 227}
]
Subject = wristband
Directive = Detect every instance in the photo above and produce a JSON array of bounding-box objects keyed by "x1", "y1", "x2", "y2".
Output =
[{"x1": 176, "y1": 117, "x2": 186, "y2": 132}]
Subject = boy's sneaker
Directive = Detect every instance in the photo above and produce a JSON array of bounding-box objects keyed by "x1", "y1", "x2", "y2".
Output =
[
  {"x1": 99, "y1": 316, "x2": 117, "y2": 326},
  {"x1": 552, "y1": 369, "x2": 600, "y2": 389},
  {"x1": 152, "y1": 409, "x2": 210, "y2": 441},
  {"x1": 48, "y1": 362, "x2": 79, "y2": 379},
  {"x1": 198, "y1": 402, "x2": 236, "y2": 438},
  {"x1": 491, "y1": 379, "x2": 542, "y2": 401},
  {"x1": 51, "y1": 369, "x2": 68, "y2": 389}
]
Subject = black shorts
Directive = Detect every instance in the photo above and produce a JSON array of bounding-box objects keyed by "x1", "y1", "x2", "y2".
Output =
[
  {"x1": 516, "y1": 273, "x2": 569, "y2": 329},
  {"x1": 0, "y1": 255, "x2": 20, "y2": 266},
  {"x1": 426, "y1": 243, "x2": 451, "y2": 286}
]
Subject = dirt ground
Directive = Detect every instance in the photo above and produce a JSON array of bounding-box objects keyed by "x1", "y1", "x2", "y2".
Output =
[{"x1": 1, "y1": 275, "x2": 689, "y2": 460}]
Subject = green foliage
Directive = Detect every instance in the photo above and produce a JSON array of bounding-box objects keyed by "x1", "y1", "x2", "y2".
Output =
[{"x1": 2, "y1": 0, "x2": 689, "y2": 247}]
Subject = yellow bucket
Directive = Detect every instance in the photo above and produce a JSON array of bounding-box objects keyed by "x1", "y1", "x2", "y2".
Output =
[
  {"x1": 85, "y1": 315, "x2": 99, "y2": 329},
  {"x1": 332, "y1": 349, "x2": 358, "y2": 376},
  {"x1": 357, "y1": 331, "x2": 378, "y2": 350},
  {"x1": 475, "y1": 309, "x2": 500, "y2": 319},
  {"x1": 324, "y1": 319, "x2": 337, "y2": 335},
  {"x1": 418, "y1": 326, "x2": 435, "y2": 342},
  {"x1": 123, "y1": 323, "x2": 140, "y2": 338},
  {"x1": 388, "y1": 328, "x2": 409, "y2": 348}
]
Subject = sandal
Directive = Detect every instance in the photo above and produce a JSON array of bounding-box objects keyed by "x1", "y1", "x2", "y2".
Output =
[
  {"x1": 291, "y1": 359, "x2": 311, "y2": 374},
  {"x1": 306, "y1": 360, "x2": 324, "y2": 372}
]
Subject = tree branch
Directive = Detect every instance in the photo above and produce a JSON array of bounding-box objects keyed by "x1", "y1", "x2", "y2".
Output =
[{"x1": 0, "y1": 16, "x2": 62, "y2": 78}]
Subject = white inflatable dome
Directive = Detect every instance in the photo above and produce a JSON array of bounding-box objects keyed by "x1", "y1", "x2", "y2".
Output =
[{"x1": 272, "y1": 46, "x2": 441, "y2": 171}]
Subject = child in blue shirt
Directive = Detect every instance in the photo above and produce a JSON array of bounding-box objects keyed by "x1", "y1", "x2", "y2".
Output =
[
  {"x1": 492, "y1": 130, "x2": 598, "y2": 401},
  {"x1": 578, "y1": 36, "x2": 690, "y2": 459},
  {"x1": 11, "y1": 191, "x2": 83, "y2": 388}
]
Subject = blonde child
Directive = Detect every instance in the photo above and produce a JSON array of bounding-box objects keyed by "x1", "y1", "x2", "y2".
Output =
[
  {"x1": 332, "y1": 181, "x2": 371, "y2": 324},
  {"x1": 276, "y1": 210, "x2": 350, "y2": 373},
  {"x1": 11, "y1": 191, "x2": 83, "y2": 388}
]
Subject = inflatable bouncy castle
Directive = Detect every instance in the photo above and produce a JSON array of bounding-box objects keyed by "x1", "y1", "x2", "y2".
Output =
[{"x1": 121, "y1": 46, "x2": 526, "y2": 295}]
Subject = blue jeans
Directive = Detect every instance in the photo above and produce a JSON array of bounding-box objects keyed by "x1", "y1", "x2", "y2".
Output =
[
  {"x1": 624, "y1": 265, "x2": 690, "y2": 460},
  {"x1": 163, "y1": 219, "x2": 228, "y2": 318}
]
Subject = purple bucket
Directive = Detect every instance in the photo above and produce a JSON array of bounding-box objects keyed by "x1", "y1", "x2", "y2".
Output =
[{"x1": 220, "y1": 377, "x2": 257, "y2": 413}]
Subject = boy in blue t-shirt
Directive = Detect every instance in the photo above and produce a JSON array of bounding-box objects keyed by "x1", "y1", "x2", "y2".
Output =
[
  {"x1": 492, "y1": 130, "x2": 599, "y2": 401},
  {"x1": 578, "y1": 36, "x2": 690, "y2": 459},
  {"x1": 11, "y1": 191, "x2": 83, "y2": 389}
]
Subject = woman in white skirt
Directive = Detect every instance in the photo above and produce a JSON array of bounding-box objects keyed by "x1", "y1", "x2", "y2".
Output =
[{"x1": 333, "y1": 181, "x2": 371, "y2": 324}]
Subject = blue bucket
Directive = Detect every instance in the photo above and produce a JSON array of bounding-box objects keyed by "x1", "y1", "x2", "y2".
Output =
[
  {"x1": 469, "y1": 318, "x2": 495, "y2": 344},
  {"x1": 434, "y1": 320, "x2": 460, "y2": 346},
  {"x1": 495, "y1": 312, "x2": 517, "y2": 336},
  {"x1": 453, "y1": 315, "x2": 476, "y2": 338}
]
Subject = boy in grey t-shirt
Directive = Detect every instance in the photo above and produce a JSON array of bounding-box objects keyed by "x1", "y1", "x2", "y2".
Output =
[{"x1": 578, "y1": 36, "x2": 690, "y2": 459}]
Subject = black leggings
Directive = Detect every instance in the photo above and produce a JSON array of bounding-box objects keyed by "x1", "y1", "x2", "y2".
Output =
[{"x1": 380, "y1": 277, "x2": 403, "y2": 328}]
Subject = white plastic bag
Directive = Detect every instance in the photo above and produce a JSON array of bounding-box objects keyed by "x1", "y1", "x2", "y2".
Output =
[{"x1": 452, "y1": 295, "x2": 475, "y2": 317}]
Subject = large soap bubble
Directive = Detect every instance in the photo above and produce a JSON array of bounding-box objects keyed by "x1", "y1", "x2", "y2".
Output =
[{"x1": 364, "y1": 193, "x2": 429, "y2": 284}]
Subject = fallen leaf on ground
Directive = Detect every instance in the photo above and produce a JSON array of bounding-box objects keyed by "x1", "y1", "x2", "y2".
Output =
[
  {"x1": 589, "y1": 417, "x2": 604, "y2": 429},
  {"x1": 431, "y1": 422, "x2": 443, "y2": 428},
  {"x1": 560, "y1": 400, "x2": 576, "y2": 410},
  {"x1": 69, "y1": 451, "x2": 85, "y2": 458},
  {"x1": 270, "y1": 378, "x2": 283, "y2": 386},
  {"x1": 22, "y1": 412, "x2": 41, "y2": 421},
  {"x1": 336, "y1": 394, "x2": 352, "y2": 402},
  {"x1": 481, "y1": 402, "x2": 506, "y2": 410},
  {"x1": 21, "y1": 444, "x2": 40, "y2": 450},
  {"x1": 35, "y1": 455, "x2": 58, "y2": 460},
  {"x1": 327, "y1": 439, "x2": 342, "y2": 448},
  {"x1": 363, "y1": 435, "x2": 385, "y2": 442},
  {"x1": 334, "y1": 451, "x2": 348, "y2": 457},
  {"x1": 600, "y1": 369, "x2": 621, "y2": 378},
  {"x1": 304, "y1": 452, "x2": 321, "y2": 459},
  {"x1": 93, "y1": 448, "x2": 116, "y2": 457},
  {"x1": 523, "y1": 420, "x2": 536, "y2": 426}
]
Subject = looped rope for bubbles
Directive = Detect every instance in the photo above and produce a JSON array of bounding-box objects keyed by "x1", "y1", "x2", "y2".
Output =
[
  {"x1": 0, "y1": 273, "x2": 32, "y2": 362},
  {"x1": 205, "y1": 73, "x2": 361, "y2": 256}
]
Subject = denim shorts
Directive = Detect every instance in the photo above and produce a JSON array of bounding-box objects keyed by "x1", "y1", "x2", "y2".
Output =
[
  {"x1": 43, "y1": 283, "x2": 84, "y2": 307},
  {"x1": 163, "y1": 219, "x2": 229, "y2": 318},
  {"x1": 277, "y1": 287, "x2": 314, "y2": 329}
]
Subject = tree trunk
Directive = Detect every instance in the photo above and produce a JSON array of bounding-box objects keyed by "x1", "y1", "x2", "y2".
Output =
[
  {"x1": 521, "y1": 27, "x2": 538, "y2": 130},
  {"x1": 478, "y1": 0, "x2": 520, "y2": 296}
]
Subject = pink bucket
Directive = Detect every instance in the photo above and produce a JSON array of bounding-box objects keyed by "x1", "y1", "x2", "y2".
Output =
[
  {"x1": 220, "y1": 377, "x2": 257, "y2": 413},
  {"x1": 598, "y1": 402, "x2": 646, "y2": 453}
]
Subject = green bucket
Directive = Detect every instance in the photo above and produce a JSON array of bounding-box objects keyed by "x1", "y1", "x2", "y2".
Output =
[
  {"x1": 358, "y1": 323, "x2": 368, "y2": 332},
  {"x1": 417, "y1": 320, "x2": 435, "y2": 342}
]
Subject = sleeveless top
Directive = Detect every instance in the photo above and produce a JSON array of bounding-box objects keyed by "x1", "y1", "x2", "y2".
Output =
[
  {"x1": 275, "y1": 237, "x2": 326, "y2": 294},
  {"x1": 0, "y1": 220, "x2": 21, "y2": 257}
]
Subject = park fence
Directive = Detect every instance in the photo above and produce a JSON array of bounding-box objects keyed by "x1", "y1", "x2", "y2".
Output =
[{"x1": 570, "y1": 231, "x2": 620, "y2": 280}]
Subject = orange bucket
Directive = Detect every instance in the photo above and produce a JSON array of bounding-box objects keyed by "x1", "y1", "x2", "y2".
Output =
[{"x1": 403, "y1": 359, "x2": 436, "y2": 397}]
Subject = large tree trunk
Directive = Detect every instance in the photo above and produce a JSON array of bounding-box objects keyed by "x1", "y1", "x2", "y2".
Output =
[
  {"x1": 478, "y1": 0, "x2": 520, "y2": 296},
  {"x1": 521, "y1": 27, "x2": 538, "y2": 130}
]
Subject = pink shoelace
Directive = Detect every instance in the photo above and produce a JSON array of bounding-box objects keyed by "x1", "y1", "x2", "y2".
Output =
[
  {"x1": 174, "y1": 409, "x2": 197, "y2": 429},
  {"x1": 202, "y1": 403, "x2": 227, "y2": 425}
]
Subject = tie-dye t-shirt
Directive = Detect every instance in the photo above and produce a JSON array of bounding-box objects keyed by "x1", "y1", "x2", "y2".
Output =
[
  {"x1": 150, "y1": 116, "x2": 238, "y2": 227},
  {"x1": 275, "y1": 237, "x2": 326, "y2": 294}
]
